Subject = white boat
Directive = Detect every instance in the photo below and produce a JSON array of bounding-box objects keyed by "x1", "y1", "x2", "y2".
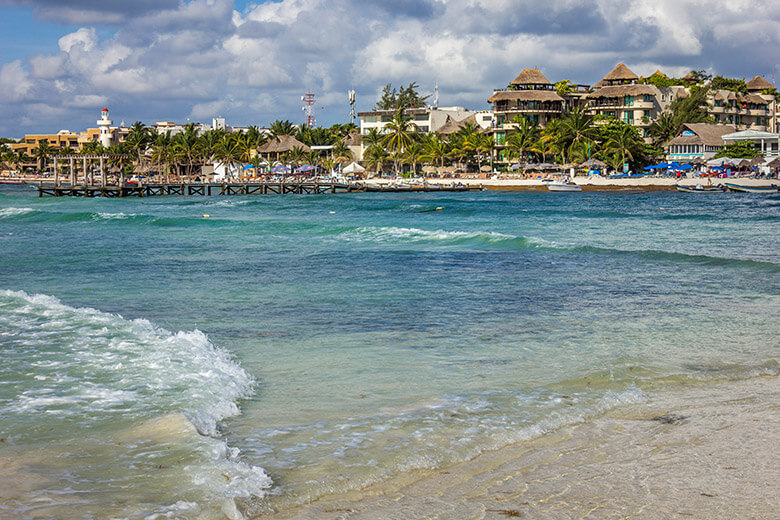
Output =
[{"x1": 547, "y1": 178, "x2": 582, "y2": 192}]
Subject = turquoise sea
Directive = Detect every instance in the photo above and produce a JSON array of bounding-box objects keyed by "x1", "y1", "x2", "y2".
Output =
[{"x1": 1, "y1": 185, "x2": 778, "y2": 519}]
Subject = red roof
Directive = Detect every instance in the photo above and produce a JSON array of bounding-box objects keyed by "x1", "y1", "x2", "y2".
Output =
[{"x1": 102, "y1": 108, "x2": 109, "y2": 111}]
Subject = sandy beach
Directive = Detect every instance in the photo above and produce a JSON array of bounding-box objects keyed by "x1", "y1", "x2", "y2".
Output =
[{"x1": 257, "y1": 376, "x2": 779, "y2": 519}]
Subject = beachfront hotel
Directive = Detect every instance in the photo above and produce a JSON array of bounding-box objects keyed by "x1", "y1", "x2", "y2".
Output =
[{"x1": 583, "y1": 63, "x2": 684, "y2": 138}]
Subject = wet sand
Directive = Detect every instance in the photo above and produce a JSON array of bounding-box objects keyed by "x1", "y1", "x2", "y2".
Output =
[{"x1": 259, "y1": 376, "x2": 779, "y2": 519}]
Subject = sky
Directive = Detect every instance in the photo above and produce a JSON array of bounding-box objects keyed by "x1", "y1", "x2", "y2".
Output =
[{"x1": 1, "y1": 0, "x2": 779, "y2": 137}]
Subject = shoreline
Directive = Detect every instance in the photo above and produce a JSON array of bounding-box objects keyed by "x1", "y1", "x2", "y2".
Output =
[
  {"x1": 3, "y1": 174, "x2": 779, "y2": 192},
  {"x1": 257, "y1": 375, "x2": 779, "y2": 519}
]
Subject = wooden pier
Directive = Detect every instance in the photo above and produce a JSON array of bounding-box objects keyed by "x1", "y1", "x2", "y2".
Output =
[
  {"x1": 37, "y1": 180, "x2": 481, "y2": 197},
  {"x1": 38, "y1": 180, "x2": 360, "y2": 197}
]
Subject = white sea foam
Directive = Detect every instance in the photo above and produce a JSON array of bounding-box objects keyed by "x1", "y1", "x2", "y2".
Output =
[
  {"x1": 0, "y1": 207, "x2": 34, "y2": 217},
  {"x1": 347, "y1": 226, "x2": 517, "y2": 244},
  {"x1": 0, "y1": 289, "x2": 273, "y2": 508}
]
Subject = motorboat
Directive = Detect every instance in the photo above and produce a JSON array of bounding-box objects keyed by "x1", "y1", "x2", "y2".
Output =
[{"x1": 547, "y1": 178, "x2": 582, "y2": 192}]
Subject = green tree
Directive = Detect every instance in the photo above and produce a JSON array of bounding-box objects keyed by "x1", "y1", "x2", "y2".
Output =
[
  {"x1": 711, "y1": 75, "x2": 747, "y2": 94},
  {"x1": 602, "y1": 122, "x2": 646, "y2": 172},
  {"x1": 33, "y1": 140, "x2": 53, "y2": 172},
  {"x1": 374, "y1": 82, "x2": 430, "y2": 110},
  {"x1": 505, "y1": 117, "x2": 540, "y2": 163},
  {"x1": 269, "y1": 120, "x2": 299, "y2": 138},
  {"x1": 714, "y1": 142, "x2": 761, "y2": 159},
  {"x1": 363, "y1": 144, "x2": 387, "y2": 177},
  {"x1": 212, "y1": 135, "x2": 245, "y2": 178},
  {"x1": 382, "y1": 108, "x2": 418, "y2": 174},
  {"x1": 421, "y1": 133, "x2": 450, "y2": 170},
  {"x1": 125, "y1": 121, "x2": 150, "y2": 165}
]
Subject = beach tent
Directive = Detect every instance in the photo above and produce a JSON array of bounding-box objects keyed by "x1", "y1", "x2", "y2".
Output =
[
  {"x1": 342, "y1": 161, "x2": 365, "y2": 174},
  {"x1": 295, "y1": 164, "x2": 316, "y2": 173}
]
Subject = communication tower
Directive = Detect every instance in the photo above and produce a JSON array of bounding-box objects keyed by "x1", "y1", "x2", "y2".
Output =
[
  {"x1": 348, "y1": 90, "x2": 356, "y2": 124},
  {"x1": 301, "y1": 91, "x2": 316, "y2": 128}
]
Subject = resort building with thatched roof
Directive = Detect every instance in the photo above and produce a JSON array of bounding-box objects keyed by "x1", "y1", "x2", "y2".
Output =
[
  {"x1": 664, "y1": 123, "x2": 737, "y2": 163},
  {"x1": 585, "y1": 63, "x2": 683, "y2": 139},
  {"x1": 487, "y1": 68, "x2": 568, "y2": 129},
  {"x1": 707, "y1": 76, "x2": 777, "y2": 133},
  {"x1": 256, "y1": 134, "x2": 310, "y2": 163}
]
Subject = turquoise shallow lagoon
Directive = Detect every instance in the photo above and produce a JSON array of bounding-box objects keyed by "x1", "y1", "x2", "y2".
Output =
[{"x1": 1, "y1": 186, "x2": 778, "y2": 518}]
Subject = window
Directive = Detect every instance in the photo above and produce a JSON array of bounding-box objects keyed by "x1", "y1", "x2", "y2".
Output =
[
  {"x1": 624, "y1": 95, "x2": 634, "y2": 107},
  {"x1": 643, "y1": 94, "x2": 652, "y2": 103}
]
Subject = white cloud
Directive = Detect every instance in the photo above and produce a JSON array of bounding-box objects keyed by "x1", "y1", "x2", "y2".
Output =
[{"x1": 1, "y1": 0, "x2": 779, "y2": 135}]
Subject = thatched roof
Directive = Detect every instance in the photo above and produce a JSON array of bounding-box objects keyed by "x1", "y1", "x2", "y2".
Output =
[
  {"x1": 579, "y1": 159, "x2": 607, "y2": 168},
  {"x1": 510, "y1": 68, "x2": 552, "y2": 86},
  {"x1": 765, "y1": 157, "x2": 780, "y2": 168},
  {"x1": 746, "y1": 75, "x2": 774, "y2": 91},
  {"x1": 666, "y1": 123, "x2": 737, "y2": 147},
  {"x1": 436, "y1": 114, "x2": 481, "y2": 135},
  {"x1": 344, "y1": 131, "x2": 362, "y2": 146},
  {"x1": 488, "y1": 90, "x2": 564, "y2": 103},
  {"x1": 742, "y1": 93, "x2": 770, "y2": 104},
  {"x1": 257, "y1": 135, "x2": 310, "y2": 153},
  {"x1": 600, "y1": 63, "x2": 638, "y2": 83},
  {"x1": 713, "y1": 89, "x2": 737, "y2": 101},
  {"x1": 586, "y1": 84, "x2": 656, "y2": 98}
]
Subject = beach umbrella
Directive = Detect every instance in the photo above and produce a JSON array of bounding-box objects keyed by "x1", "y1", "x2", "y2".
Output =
[
  {"x1": 295, "y1": 164, "x2": 316, "y2": 173},
  {"x1": 656, "y1": 162, "x2": 669, "y2": 169},
  {"x1": 271, "y1": 165, "x2": 289, "y2": 174},
  {"x1": 643, "y1": 165, "x2": 656, "y2": 170},
  {"x1": 678, "y1": 164, "x2": 693, "y2": 170}
]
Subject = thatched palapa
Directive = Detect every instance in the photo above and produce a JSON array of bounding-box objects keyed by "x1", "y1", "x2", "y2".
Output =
[
  {"x1": 436, "y1": 114, "x2": 482, "y2": 135},
  {"x1": 599, "y1": 63, "x2": 639, "y2": 85},
  {"x1": 746, "y1": 75, "x2": 774, "y2": 91},
  {"x1": 488, "y1": 90, "x2": 564, "y2": 103},
  {"x1": 510, "y1": 68, "x2": 552, "y2": 86},
  {"x1": 585, "y1": 84, "x2": 656, "y2": 98}
]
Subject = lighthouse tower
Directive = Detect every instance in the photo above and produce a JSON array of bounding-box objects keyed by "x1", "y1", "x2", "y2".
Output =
[{"x1": 97, "y1": 108, "x2": 113, "y2": 148}]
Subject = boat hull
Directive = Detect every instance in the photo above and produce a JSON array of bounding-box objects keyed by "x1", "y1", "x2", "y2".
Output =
[
  {"x1": 547, "y1": 183, "x2": 582, "y2": 192},
  {"x1": 724, "y1": 183, "x2": 780, "y2": 193},
  {"x1": 675, "y1": 184, "x2": 725, "y2": 193}
]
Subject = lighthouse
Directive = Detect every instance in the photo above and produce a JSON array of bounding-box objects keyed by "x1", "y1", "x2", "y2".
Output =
[{"x1": 97, "y1": 108, "x2": 113, "y2": 148}]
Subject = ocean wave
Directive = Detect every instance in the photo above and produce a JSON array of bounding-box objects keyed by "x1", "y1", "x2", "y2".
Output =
[
  {"x1": 0, "y1": 289, "x2": 272, "y2": 510},
  {"x1": 340, "y1": 226, "x2": 542, "y2": 249},
  {"x1": 0, "y1": 206, "x2": 36, "y2": 217}
]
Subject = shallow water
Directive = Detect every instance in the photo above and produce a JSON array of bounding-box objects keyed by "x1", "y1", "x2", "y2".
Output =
[{"x1": 0, "y1": 186, "x2": 778, "y2": 518}]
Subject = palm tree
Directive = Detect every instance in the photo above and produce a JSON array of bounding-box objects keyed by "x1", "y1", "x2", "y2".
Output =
[
  {"x1": 151, "y1": 131, "x2": 174, "y2": 182},
  {"x1": 331, "y1": 140, "x2": 353, "y2": 166},
  {"x1": 269, "y1": 120, "x2": 298, "y2": 138},
  {"x1": 421, "y1": 133, "x2": 450, "y2": 171},
  {"x1": 125, "y1": 121, "x2": 150, "y2": 166},
  {"x1": 363, "y1": 144, "x2": 387, "y2": 177},
  {"x1": 212, "y1": 135, "x2": 245, "y2": 179},
  {"x1": 33, "y1": 141, "x2": 53, "y2": 173},
  {"x1": 173, "y1": 124, "x2": 203, "y2": 179},
  {"x1": 403, "y1": 142, "x2": 425, "y2": 177},
  {"x1": 648, "y1": 111, "x2": 678, "y2": 147},
  {"x1": 604, "y1": 123, "x2": 645, "y2": 173},
  {"x1": 382, "y1": 108, "x2": 418, "y2": 174},
  {"x1": 506, "y1": 118, "x2": 540, "y2": 164},
  {"x1": 558, "y1": 108, "x2": 596, "y2": 164}
]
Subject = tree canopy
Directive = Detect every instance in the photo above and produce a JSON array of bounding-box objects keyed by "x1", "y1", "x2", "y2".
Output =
[{"x1": 374, "y1": 82, "x2": 430, "y2": 110}]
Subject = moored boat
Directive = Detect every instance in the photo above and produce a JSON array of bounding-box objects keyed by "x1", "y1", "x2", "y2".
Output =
[
  {"x1": 724, "y1": 182, "x2": 780, "y2": 193},
  {"x1": 547, "y1": 178, "x2": 582, "y2": 192},
  {"x1": 676, "y1": 183, "x2": 725, "y2": 193}
]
